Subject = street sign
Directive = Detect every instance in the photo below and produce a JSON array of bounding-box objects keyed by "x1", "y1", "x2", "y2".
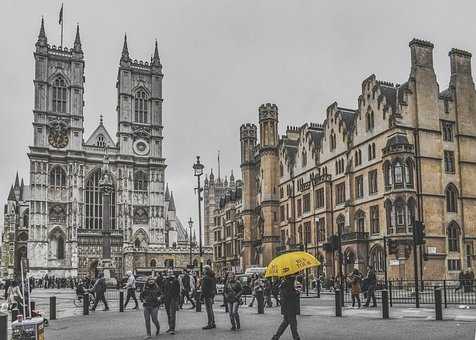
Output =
[
  {"x1": 427, "y1": 246, "x2": 437, "y2": 254},
  {"x1": 389, "y1": 260, "x2": 400, "y2": 266}
]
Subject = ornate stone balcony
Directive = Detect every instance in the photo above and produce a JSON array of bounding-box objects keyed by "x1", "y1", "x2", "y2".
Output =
[{"x1": 341, "y1": 231, "x2": 369, "y2": 242}]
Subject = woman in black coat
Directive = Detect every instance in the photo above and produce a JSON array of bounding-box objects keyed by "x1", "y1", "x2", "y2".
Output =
[
  {"x1": 271, "y1": 276, "x2": 300, "y2": 340},
  {"x1": 140, "y1": 277, "x2": 161, "y2": 338}
]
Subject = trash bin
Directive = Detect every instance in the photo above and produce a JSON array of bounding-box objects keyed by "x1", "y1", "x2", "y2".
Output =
[{"x1": 12, "y1": 316, "x2": 45, "y2": 340}]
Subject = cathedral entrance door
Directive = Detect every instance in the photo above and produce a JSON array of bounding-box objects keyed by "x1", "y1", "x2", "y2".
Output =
[{"x1": 89, "y1": 260, "x2": 99, "y2": 278}]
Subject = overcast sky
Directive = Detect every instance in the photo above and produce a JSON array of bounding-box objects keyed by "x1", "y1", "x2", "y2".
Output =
[{"x1": 1, "y1": 0, "x2": 475, "y2": 235}]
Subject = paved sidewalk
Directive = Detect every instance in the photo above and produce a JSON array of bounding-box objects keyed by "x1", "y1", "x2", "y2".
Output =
[{"x1": 43, "y1": 303, "x2": 476, "y2": 340}]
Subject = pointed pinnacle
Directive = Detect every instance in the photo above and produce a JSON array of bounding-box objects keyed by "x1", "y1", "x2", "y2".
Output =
[
  {"x1": 37, "y1": 17, "x2": 48, "y2": 46},
  {"x1": 74, "y1": 24, "x2": 82, "y2": 52},
  {"x1": 121, "y1": 33, "x2": 130, "y2": 62},
  {"x1": 14, "y1": 172, "x2": 20, "y2": 189}
]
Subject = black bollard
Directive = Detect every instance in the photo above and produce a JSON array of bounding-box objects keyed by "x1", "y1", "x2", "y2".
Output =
[
  {"x1": 257, "y1": 290, "x2": 264, "y2": 314},
  {"x1": 435, "y1": 288, "x2": 443, "y2": 321},
  {"x1": 83, "y1": 293, "x2": 89, "y2": 316},
  {"x1": 382, "y1": 290, "x2": 389, "y2": 319},
  {"x1": 11, "y1": 309, "x2": 18, "y2": 323},
  {"x1": 119, "y1": 291, "x2": 124, "y2": 312},
  {"x1": 335, "y1": 289, "x2": 342, "y2": 317},
  {"x1": 195, "y1": 290, "x2": 202, "y2": 312},
  {"x1": 50, "y1": 296, "x2": 56, "y2": 320},
  {"x1": 0, "y1": 313, "x2": 7, "y2": 340},
  {"x1": 317, "y1": 280, "x2": 321, "y2": 298}
]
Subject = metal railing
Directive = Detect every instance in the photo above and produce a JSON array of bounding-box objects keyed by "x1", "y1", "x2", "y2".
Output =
[{"x1": 342, "y1": 279, "x2": 476, "y2": 306}]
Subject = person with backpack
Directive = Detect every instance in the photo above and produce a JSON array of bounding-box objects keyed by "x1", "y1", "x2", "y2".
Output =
[{"x1": 90, "y1": 272, "x2": 109, "y2": 311}]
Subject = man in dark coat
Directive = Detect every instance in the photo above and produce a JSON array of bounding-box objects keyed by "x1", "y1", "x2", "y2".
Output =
[
  {"x1": 363, "y1": 265, "x2": 377, "y2": 307},
  {"x1": 201, "y1": 265, "x2": 217, "y2": 329},
  {"x1": 90, "y1": 272, "x2": 109, "y2": 311},
  {"x1": 271, "y1": 276, "x2": 300, "y2": 340},
  {"x1": 162, "y1": 269, "x2": 180, "y2": 335}
]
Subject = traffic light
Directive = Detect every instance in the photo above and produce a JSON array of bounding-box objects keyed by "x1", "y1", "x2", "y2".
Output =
[
  {"x1": 387, "y1": 239, "x2": 398, "y2": 254},
  {"x1": 414, "y1": 221, "x2": 426, "y2": 245}
]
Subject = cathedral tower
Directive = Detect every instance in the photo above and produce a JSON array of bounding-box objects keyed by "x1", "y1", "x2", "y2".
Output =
[
  {"x1": 258, "y1": 103, "x2": 280, "y2": 265},
  {"x1": 240, "y1": 123, "x2": 257, "y2": 269}
]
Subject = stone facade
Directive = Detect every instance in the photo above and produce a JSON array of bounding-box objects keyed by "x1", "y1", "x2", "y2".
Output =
[
  {"x1": 1, "y1": 18, "x2": 211, "y2": 279},
  {"x1": 235, "y1": 38, "x2": 476, "y2": 280},
  {"x1": 207, "y1": 177, "x2": 243, "y2": 274}
]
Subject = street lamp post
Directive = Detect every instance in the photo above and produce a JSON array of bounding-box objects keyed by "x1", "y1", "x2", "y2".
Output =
[
  {"x1": 193, "y1": 156, "x2": 205, "y2": 275},
  {"x1": 188, "y1": 218, "x2": 193, "y2": 267}
]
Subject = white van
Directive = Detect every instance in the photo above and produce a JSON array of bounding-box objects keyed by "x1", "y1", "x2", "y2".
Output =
[{"x1": 245, "y1": 267, "x2": 267, "y2": 275}]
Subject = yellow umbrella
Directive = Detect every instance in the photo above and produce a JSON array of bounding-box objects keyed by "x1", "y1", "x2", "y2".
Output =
[{"x1": 265, "y1": 251, "x2": 320, "y2": 278}]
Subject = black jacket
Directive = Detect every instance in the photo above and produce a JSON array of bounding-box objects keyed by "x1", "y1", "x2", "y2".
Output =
[
  {"x1": 280, "y1": 279, "x2": 299, "y2": 317},
  {"x1": 224, "y1": 279, "x2": 242, "y2": 303},
  {"x1": 201, "y1": 272, "x2": 217, "y2": 298},
  {"x1": 162, "y1": 276, "x2": 180, "y2": 302},
  {"x1": 92, "y1": 277, "x2": 106, "y2": 295},
  {"x1": 140, "y1": 283, "x2": 161, "y2": 308}
]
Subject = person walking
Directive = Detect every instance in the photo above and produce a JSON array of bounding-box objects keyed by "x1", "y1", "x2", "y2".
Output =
[
  {"x1": 7, "y1": 281, "x2": 23, "y2": 311},
  {"x1": 272, "y1": 279, "x2": 281, "y2": 306},
  {"x1": 90, "y1": 272, "x2": 109, "y2": 311},
  {"x1": 271, "y1": 276, "x2": 301, "y2": 340},
  {"x1": 363, "y1": 265, "x2": 377, "y2": 307},
  {"x1": 124, "y1": 271, "x2": 139, "y2": 310},
  {"x1": 349, "y1": 269, "x2": 362, "y2": 308},
  {"x1": 162, "y1": 269, "x2": 180, "y2": 335},
  {"x1": 180, "y1": 270, "x2": 195, "y2": 309},
  {"x1": 455, "y1": 269, "x2": 465, "y2": 291},
  {"x1": 140, "y1": 277, "x2": 161, "y2": 339},
  {"x1": 224, "y1": 272, "x2": 243, "y2": 331},
  {"x1": 248, "y1": 274, "x2": 258, "y2": 307},
  {"x1": 265, "y1": 279, "x2": 273, "y2": 307},
  {"x1": 201, "y1": 265, "x2": 217, "y2": 330}
]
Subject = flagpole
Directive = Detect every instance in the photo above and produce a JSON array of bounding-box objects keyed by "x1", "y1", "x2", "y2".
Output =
[{"x1": 60, "y1": 3, "x2": 64, "y2": 48}]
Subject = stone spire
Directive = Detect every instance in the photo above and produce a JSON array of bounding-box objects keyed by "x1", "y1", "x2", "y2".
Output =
[
  {"x1": 121, "y1": 34, "x2": 130, "y2": 62},
  {"x1": 151, "y1": 39, "x2": 161, "y2": 67},
  {"x1": 73, "y1": 24, "x2": 82, "y2": 53},
  {"x1": 224, "y1": 176, "x2": 228, "y2": 187},
  {"x1": 7, "y1": 185, "x2": 15, "y2": 201},
  {"x1": 14, "y1": 172, "x2": 20, "y2": 190},
  {"x1": 36, "y1": 17, "x2": 47, "y2": 47},
  {"x1": 19, "y1": 178, "x2": 25, "y2": 201},
  {"x1": 209, "y1": 168, "x2": 215, "y2": 184},
  {"x1": 165, "y1": 183, "x2": 170, "y2": 200},
  {"x1": 168, "y1": 191, "x2": 176, "y2": 211}
]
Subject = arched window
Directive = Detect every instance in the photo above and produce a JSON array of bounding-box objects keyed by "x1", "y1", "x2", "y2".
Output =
[
  {"x1": 49, "y1": 166, "x2": 66, "y2": 187},
  {"x1": 393, "y1": 160, "x2": 403, "y2": 186},
  {"x1": 395, "y1": 199, "x2": 406, "y2": 232},
  {"x1": 135, "y1": 238, "x2": 141, "y2": 248},
  {"x1": 52, "y1": 77, "x2": 67, "y2": 113},
  {"x1": 405, "y1": 159, "x2": 414, "y2": 188},
  {"x1": 330, "y1": 131, "x2": 336, "y2": 151},
  {"x1": 369, "y1": 246, "x2": 385, "y2": 273},
  {"x1": 150, "y1": 259, "x2": 157, "y2": 267},
  {"x1": 407, "y1": 197, "x2": 416, "y2": 227},
  {"x1": 23, "y1": 210, "x2": 29, "y2": 228},
  {"x1": 336, "y1": 214, "x2": 345, "y2": 234},
  {"x1": 448, "y1": 222, "x2": 460, "y2": 252},
  {"x1": 302, "y1": 149, "x2": 307, "y2": 168},
  {"x1": 134, "y1": 171, "x2": 148, "y2": 191},
  {"x1": 355, "y1": 210, "x2": 365, "y2": 233},
  {"x1": 96, "y1": 134, "x2": 106, "y2": 147},
  {"x1": 57, "y1": 235, "x2": 65, "y2": 259},
  {"x1": 446, "y1": 184, "x2": 458, "y2": 213},
  {"x1": 366, "y1": 110, "x2": 374, "y2": 131},
  {"x1": 134, "y1": 91, "x2": 148, "y2": 124},
  {"x1": 49, "y1": 227, "x2": 65, "y2": 260},
  {"x1": 85, "y1": 169, "x2": 116, "y2": 230},
  {"x1": 383, "y1": 161, "x2": 392, "y2": 189},
  {"x1": 384, "y1": 199, "x2": 393, "y2": 233}
]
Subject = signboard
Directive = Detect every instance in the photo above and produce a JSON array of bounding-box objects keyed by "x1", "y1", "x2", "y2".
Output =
[
  {"x1": 427, "y1": 246, "x2": 437, "y2": 255},
  {"x1": 389, "y1": 260, "x2": 400, "y2": 266}
]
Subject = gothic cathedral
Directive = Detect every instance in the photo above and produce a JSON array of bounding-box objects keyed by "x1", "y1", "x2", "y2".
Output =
[{"x1": 1, "y1": 18, "x2": 203, "y2": 279}]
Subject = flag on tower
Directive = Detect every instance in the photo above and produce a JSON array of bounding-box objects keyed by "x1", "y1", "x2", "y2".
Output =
[{"x1": 59, "y1": 4, "x2": 63, "y2": 24}]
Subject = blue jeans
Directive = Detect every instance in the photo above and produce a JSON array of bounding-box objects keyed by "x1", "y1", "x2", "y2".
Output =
[
  {"x1": 143, "y1": 306, "x2": 159, "y2": 336},
  {"x1": 227, "y1": 301, "x2": 240, "y2": 328}
]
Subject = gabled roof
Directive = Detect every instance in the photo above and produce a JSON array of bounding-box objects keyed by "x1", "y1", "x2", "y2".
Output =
[{"x1": 85, "y1": 120, "x2": 115, "y2": 147}]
